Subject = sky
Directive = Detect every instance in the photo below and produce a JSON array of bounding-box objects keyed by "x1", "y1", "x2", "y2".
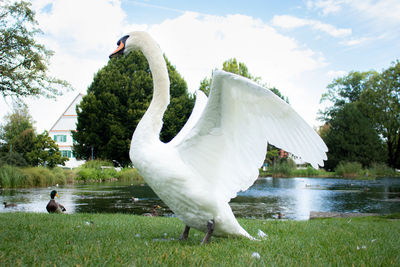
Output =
[{"x1": 1, "y1": 0, "x2": 400, "y2": 133}]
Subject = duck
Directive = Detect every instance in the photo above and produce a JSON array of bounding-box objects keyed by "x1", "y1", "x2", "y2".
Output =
[
  {"x1": 3, "y1": 202, "x2": 17, "y2": 208},
  {"x1": 131, "y1": 196, "x2": 139, "y2": 202},
  {"x1": 46, "y1": 190, "x2": 66, "y2": 213},
  {"x1": 143, "y1": 205, "x2": 161, "y2": 217},
  {"x1": 109, "y1": 31, "x2": 327, "y2": 244}
]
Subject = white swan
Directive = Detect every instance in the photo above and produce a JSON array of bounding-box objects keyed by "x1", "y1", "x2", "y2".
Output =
[{"x1": 110, "y1": 32, "x2": 327, "y2": 243}]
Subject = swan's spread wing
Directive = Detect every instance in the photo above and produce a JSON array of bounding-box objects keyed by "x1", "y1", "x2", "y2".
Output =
[
  {"x1": 169, "y1": 90, "x2": 208, "y2": 146},
  {"x1": 176, "y1": 70, "x2": 327, "y2": 201}
]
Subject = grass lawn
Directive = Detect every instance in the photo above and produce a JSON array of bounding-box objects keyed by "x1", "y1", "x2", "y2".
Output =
[{"x1": 0, "y1": 213, "x2": 399, "y2": 266}]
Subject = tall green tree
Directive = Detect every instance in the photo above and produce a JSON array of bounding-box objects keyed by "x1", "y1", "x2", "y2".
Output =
[
  {"x1": 319, "y1": 71, "x2": 376, "y2": 121},
  {"x1": 0, "y1": 0, "x2": 70, "y2": 100},
  {"x1": 199, "y1": 58, "x2": 289, "y2": 103},
  {"x1": 73, "y1": 51, "x2": 194, "y2": 166},
  {"x1": 323, "y1": 103, "x2": 385, "y2": 171},
  {"x1": 359, "y1": 61, "x2": 400, "y2": 168},
  {"x1": 27, "y1": 131, "x2": 67, "y2": 167},
  {"x1": 0, "y1": 105, "x2": 36, "y2": 163},
  {"x1": 320, "y1": 61, "x2": 400, "y2": 168}
]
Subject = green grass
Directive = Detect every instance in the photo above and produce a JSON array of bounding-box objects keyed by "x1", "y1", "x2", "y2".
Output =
[{"x1": 0, "y1": 213, "x2": 398, "y2": 266}]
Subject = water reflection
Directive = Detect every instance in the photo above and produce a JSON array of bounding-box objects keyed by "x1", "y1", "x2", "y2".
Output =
[{"x1": 1, "y1": 178, "x2": 400, "y2": 220}]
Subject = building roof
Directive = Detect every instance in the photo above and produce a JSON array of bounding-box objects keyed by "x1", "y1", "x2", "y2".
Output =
[{"x1": 49, "y1": 93, "x2": 84, "y2": 132}]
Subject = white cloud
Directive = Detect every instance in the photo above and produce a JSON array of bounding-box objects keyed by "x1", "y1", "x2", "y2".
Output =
[
  {"x1": 307, "y1": 0, "x2": 345, "y2": 15},
  {"x1": 272, "y1": 15, "x2": 351, "y2": 38},
  {"x1": 1, "y1": 2, "x2": 330, "y2": 133},
  {"x1": 350, "y1": 0, "x2": 400, "y2": 26},
  {"x1": 36, "y1": 0, "x2": 126, "y2": 53},
  {"x1": 127, "y1": 12, "x2": 327, "y2": 126},
  {"x1": 308, "y1": 0, "x2": 400, "y2": 26},
  {"x1": 327, "y1": 70, "x2": 347, "y2": 79}
]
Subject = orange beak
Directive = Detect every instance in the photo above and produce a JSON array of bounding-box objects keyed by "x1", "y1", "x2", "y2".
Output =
[
  {"x1": 56, "y1": 193, "x2": 59, "y2": 198},
  {"x1": 109, "y1": 41, "x2": 125, "y2": 58}
]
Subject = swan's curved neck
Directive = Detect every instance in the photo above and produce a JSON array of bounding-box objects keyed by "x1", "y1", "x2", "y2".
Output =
[{"x1": 131, "y1": 34, "x2": 170, "y2": 147}]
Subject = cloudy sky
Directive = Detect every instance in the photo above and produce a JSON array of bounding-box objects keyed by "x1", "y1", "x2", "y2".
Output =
[{"x1": 1, "y1": 0, "x2": 399, "y2": 133}]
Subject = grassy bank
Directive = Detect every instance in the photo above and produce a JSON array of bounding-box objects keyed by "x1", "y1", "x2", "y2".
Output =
[
  {"x1": 0, "y1": 160, "x2": 144, "y2": 188},
  {"x1": 0, "y1": 213, "x2": 398, "y2": 266},
  {"x1": 260, "y1": 161, "x2": 398, "y2": 179}
]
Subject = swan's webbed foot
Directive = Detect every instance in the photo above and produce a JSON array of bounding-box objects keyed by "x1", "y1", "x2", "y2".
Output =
[
  {"x1": 179, "y1": 225, "x2": 190, "y2": 241},
  {"x1": 200, "y1": 219, "x2": 215, "y2": 245}
]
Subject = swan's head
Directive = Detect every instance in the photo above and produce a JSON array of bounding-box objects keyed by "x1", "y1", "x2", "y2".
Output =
[{"x1": 109, "y1": 31, "x2": 151, "y2": 59}]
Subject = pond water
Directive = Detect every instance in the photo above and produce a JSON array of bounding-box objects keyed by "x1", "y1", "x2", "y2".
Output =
[{"x1": 1, "y1": 177, "x2": 400, "y2": 220}]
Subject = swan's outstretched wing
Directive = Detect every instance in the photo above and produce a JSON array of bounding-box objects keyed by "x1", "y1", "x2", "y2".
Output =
[
  {"x1": 176, "y1": 70, "x2": 327, "y2": 202},
  {"x1": 169, "y1": 90, "x2": 208, "y2": 146}
]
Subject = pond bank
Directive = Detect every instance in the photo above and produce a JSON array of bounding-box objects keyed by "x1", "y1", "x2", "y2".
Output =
[{"x1": 309, "y1": 211, "x2": 380, "y2": 219}]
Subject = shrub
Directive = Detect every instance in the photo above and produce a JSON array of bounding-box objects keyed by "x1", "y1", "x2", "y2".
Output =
[
  {"x1": 335, "y1": 162, "x2": 363, "y2": 178},
  {"x1": 117, "y1": 168, "x2": 144, "y2": 182},
  {"x1": 0, "y1": 165, "x2": 27, "y2": 188},
  {"x1": 76, "y1": 168, "x2": 99, "y2": 181},
  {"x1": 50, "y1": 167, "x2": 68, "y2": 185},
  {"x1": 98, "y1": 168, "x2": 118, "y2": 180},
  {"x1": 0, "y1": 152, "x2": 28, "y2": 167},
  {"x1": 270, "y1": 159, "x2": 296, "y2": 177},
  {"x1": 368, "y1": 163, "x2": 395, "y2": 177},
  {"x1": 21, "y1": 167, "x2": 60, "y2": 187},
  {"x1": 76, "y1": 166, "x2": 118, "y2": 181},
  {"x1": 82, "y1": 160, "x2": 113, "y2": 169},
  {"x1": 293, "y1": 166, "x2": 320, "y2": 177},
  {"x1": 64, "y1": 169, "x2": 78, "y2": 183}
]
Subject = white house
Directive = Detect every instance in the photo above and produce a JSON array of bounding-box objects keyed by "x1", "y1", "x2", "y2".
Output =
[{"x1": 49, "y1": 93, "x2": 85, "y2": 168}]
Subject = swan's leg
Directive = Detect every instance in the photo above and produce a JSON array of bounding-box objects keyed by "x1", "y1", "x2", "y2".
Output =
[
  {"x1": 200, "y1": 220, "x2": 215, "y2": 245},
  {"x1": 179, "y1": 225, "x2": 190, "y2": 240}
]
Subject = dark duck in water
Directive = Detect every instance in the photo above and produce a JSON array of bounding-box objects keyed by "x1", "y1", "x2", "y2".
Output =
[
  {"x1": 3, "y1": 202, "x2": 17, "y2": 208},
  {"x1": 46, "y1": 190, "x2": 66, "y2": 213},
  {"x1": 143, "y1": 205, "x2": 161, "y2": 217}
]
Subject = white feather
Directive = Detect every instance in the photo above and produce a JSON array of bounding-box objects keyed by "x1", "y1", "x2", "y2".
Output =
[{"x1": 123, "y1": 31, "x2": 327, "y2": 239}]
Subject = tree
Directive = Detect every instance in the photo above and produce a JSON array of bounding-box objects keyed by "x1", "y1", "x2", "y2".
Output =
[
  {"x1": 0, "y1": 105, "x2": 36, "y2": 163},
  {"x1": 323, "y1": 103, "x2": 385, "y2": 171},
  {"x1": 359, "y1": 60, "x2": 400, "y2": 168},
  {"x1": 26, "y1": 131, "x2": 67, "y2": 167},
  {"x1": 0, "y1": 0, "x2": 70, "y2": 100},
  {"x1": 0, "y1": 151, "x2": 28, "y2": 167},
  {"x1": 319, "y1": 71, "x2": 376, "y2": 121},
  {"x1": 199, "y1": 58, "x2": 289, "y2": 103},
  {"x1": 320, "y1": 61, "x2": 400, "y2": 168},
  {"x1": 73, "y1": 51, "x2": 195, "y2": 165}
]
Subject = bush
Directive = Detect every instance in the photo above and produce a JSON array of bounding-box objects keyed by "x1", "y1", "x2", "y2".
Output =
[
  {"x1": 117, "y1": 168, "x2": 143, "y2": 182},
  {"x1": 76, "y1": 166, "x2": 118, "y2": 181},
  {"x1": 64, "y1": 169, "x2": 78, "y2": 183},
  {"x1": 82, "y1": 160, "x2": 113, "y2": 169},
  {"x1": 292, "y1": 166, "x2": 320, "y2": 177},
  {"x1": 270, "y1": 159, "x2": 296, "y2": 177},
  {"x1": 0, "y1": 165, "x2": 27, "y2": 188},
  {"x1": 21, "y1": 167, "x2": 60, "y2": 187},
  {"x1": 0, "y1": 152, "x2": 28, "y2": 167},
  {"x1": 76, "y1": 168, "x2": 99, "y2": 181},
  {"x1": 335, "y1": 162, "x2": 363, "y2": 178},
  {"x1": 368, "y1": 163, "x2": 396, "y2": 177},
  {"x1": 50, "y1": 167, "x2": 68, "y2": 185},
  {"x1": 0, "y1": 166, "x2": 70, "y2": 188}
]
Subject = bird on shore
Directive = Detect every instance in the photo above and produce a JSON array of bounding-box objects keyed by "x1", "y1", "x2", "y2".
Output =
[
  {"x1": 143, "y1": 205, "x2": 161, "y2": 217},
  {"x1": 46, "y1": 190, "x2": 66, "y2": 213},
  {"x1": 3, "y1": 202, "x2": 17, "y2": 208},
  {"x1": 109, "y1": 31, "x2": 327, "y2": 244}
]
